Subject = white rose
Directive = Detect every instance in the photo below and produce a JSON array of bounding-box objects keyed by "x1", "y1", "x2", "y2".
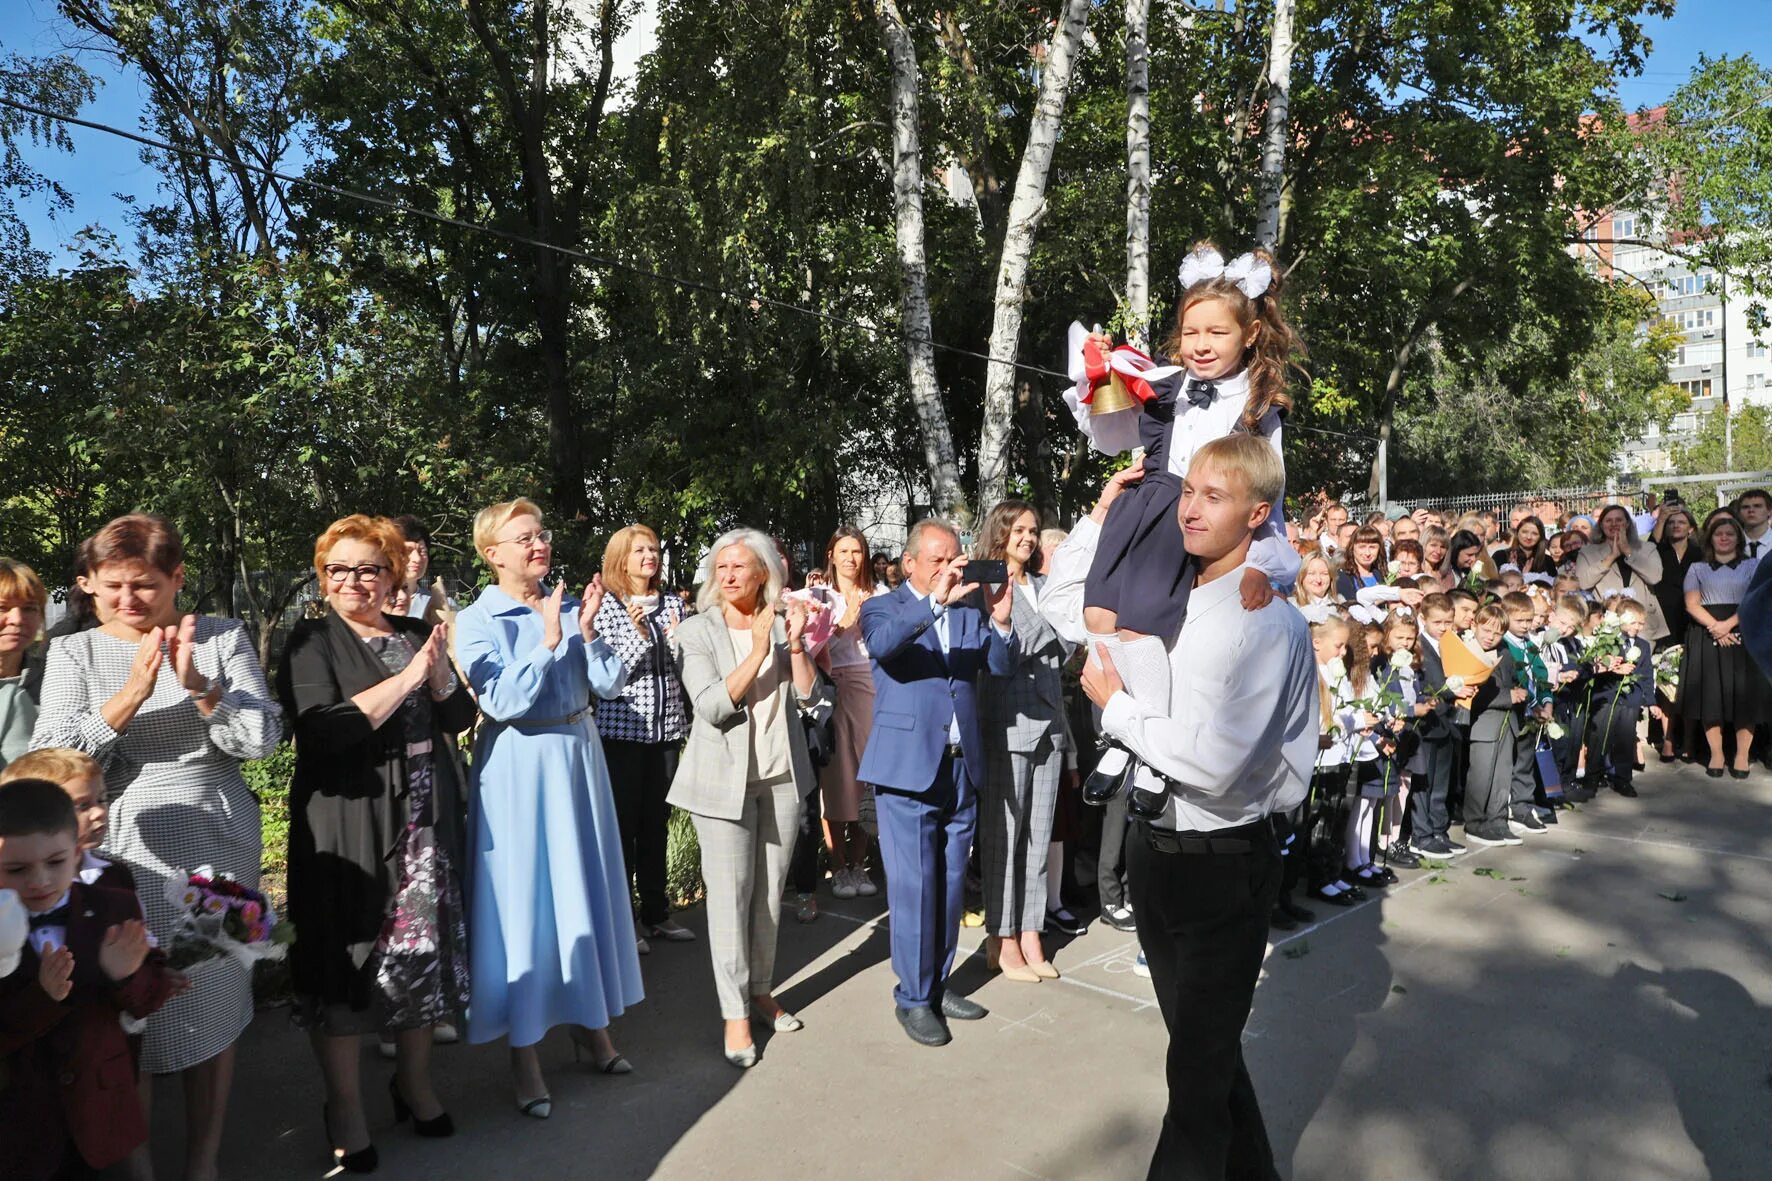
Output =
[
  {"x1": 1444, "y1": 675, "x2": 1467, "y2": 693},
  {"x1": 1546, "y1": 722, "x2": 1566, "y2": 740},
  {"x1": 1390, "y1": 650, "x2": 1414, "y2": 672},
  {"x1": 1388, "y1": 560, "x2": 1403, "y2": 575},
  {"x1": 1603, "y1": 611, "x2": 1622, "y2": 627},
  {"x1": 1324, "y1": 658, "x2": 1347, "y2": 685}
]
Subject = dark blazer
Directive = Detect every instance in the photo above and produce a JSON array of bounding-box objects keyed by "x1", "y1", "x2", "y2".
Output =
[
  {"x1": 0, "y1": 883, "x2": 177, "y2": 1179},
  {"x1": 1334, "y1": 570, "x2": 1380, "y2": 603},
  {"x1": 1468, "y1": 648, "x2": 1518, "y2": 743},
  {"x1": 1416, "y1": 640, "x2": 1459, "y2": 744},
  {"x1": 277, "y1": 611, "x2": 477, "y2": 1008},
  {"x1": 1742, "y1": 558, "x2": 1772, "y2": 682},
  {"x1": 855, "y1": 582, "x2": 1017, "y2": 793}
]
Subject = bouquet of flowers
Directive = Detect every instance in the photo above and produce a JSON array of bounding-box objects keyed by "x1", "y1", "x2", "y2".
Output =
[
  {"x1": 1654, "y1": 645, "x2": 1683, "y2": 697},
  {"x1": 1382, "y1": 560, "x2": 1404, "y2": 586},
  {"x1": 1581, "y1": 611, "x2": 1628, "y2": 670},
  {"x1": 162, "y1": 867, "x2": 293, "y2": 971}
]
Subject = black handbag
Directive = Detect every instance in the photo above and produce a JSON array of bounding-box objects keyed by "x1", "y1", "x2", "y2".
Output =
[{"x1": 799, "y1": 671, "x2": 836, "y2": 770}]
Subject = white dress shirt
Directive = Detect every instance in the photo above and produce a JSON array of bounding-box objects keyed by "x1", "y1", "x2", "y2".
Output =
[
  {"x1": 1046, "y1": 518, "x2": 1319, "y2": 830},
  {"x1": 26, "y1": 888, "x2": 71, "y2": 955},
  {"x1": 914, "y1": 586, "x2": 1015, "y2": 744}
]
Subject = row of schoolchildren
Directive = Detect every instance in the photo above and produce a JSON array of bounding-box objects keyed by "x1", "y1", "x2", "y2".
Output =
[{"x1": 1269, "y1": 580, "x2": 1660, "y2": 919}]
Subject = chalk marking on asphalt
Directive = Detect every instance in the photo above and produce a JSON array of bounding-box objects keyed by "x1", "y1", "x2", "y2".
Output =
[
  {"x1": 1265, "y1": 851, "x2": 1495, "y2": 954},
  {"x1": 1002, "y1": 1160, "x2": 1052, "y2": 1180},
  {"x1": 815, "y1": 907, "x2": 1162, "y2": 1010},
  {"x1": 1544, "y1": 825, "x2": 1772, "y2": 864}
]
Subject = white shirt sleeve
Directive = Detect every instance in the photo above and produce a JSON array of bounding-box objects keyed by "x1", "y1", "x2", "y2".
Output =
[
  {"x1": 1040, "y1": 516, "x2": 1100, "y2": 646},
  {"x1": 1099, "y1": 624, "x2": 1293, "y2": 797}
]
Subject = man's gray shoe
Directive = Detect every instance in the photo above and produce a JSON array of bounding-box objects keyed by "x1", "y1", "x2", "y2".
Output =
[
  {"x1": 896, "y1": 1005, "x2": 951, "y2": 1046},
  {"x1": 940, "y1": 993, "x2": 988, "y2": 1021}
]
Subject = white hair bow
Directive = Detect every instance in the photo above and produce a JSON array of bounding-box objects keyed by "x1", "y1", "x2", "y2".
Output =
[
  {"x1": 1393, "y1": 605, "x2": 1415, "y2": 618},
  {"x1": 1600, "y1": 586, "x2": 1641, "y2": 604},
  {"x1": 1523, "y1": 572, "x2": 1553, "y2": 587},
  {"x1": 1178, "y1": 246, "x2": 1273, "y2": 300},
  {"x1": 1500, "y1": 562, "x2": 1522, "y2": 576},
  {"x1": 1298, "y1": 601, "x2": 1339, "y2": 625},
  {"x1": 1348, "y1": 604, "x2": 1386, "y2": 626}
]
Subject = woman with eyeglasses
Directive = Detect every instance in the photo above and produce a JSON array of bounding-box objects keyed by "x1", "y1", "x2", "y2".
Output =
[
  {"x1": 451, "y1": 499, "x2": 643, "y2": 1119},
  {"x1": 277, "y1": 515, "x2": 476, "y2": 1172},
  {"x1": 30, "y1": 513, "x2": 283, "y2": 1181}
]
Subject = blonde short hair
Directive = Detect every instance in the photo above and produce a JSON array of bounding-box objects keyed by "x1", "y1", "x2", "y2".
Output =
[
  {"x1": 312, "y1": 515, "x2": 409, "y2": 585},
  {"x1": 697, "y1": 529, "x2": 784, "y2": 613},
  {"x1": 472, "y1": 498, "x2": 545, "y2": 568},
  {"x1": 0, "y1": 558, "x2": 47, "y2": 612},
  {"x1": 1189, "y1": 434, "x2": 1285, "y2": 506},
  {"x1": 0, "y1": 747, "x2": 102, "y2": 789}
]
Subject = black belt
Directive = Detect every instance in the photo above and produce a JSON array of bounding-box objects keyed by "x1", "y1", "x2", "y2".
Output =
[{"x1": 1140, "y1": 818, "x2": 1270, "y2": 856}]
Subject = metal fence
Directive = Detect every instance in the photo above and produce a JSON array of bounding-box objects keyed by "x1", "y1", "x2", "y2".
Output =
[{"x1": 1343, "y1": 470, "x2": 1772, "y2": 521}]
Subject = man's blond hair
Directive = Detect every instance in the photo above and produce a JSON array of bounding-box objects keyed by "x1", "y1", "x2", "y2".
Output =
[{"x1": 1189, "y1": 434, "x2": 1284, "y2": 506}]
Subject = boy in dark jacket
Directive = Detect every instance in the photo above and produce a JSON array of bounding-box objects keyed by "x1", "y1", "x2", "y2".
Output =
[
  {"x1": 1585, "y1": 598, "x2": 1655, "y2": 798},
  {"x1": 0, "y1": 777, "x2": 178, "y2": 1180}
]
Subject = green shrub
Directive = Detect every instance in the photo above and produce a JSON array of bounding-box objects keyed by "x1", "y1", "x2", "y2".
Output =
[
  {"x1": 665, "y1": 806, "x2": 705, "y2": 909},
  {"x1": 244, "y1": 743, "x2": 296, "y2": 891}
]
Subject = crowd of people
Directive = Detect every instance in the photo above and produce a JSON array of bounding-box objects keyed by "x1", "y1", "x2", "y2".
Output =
[{"x1": 4, "y1": 243, "x2": 1770, "y2": 1181}]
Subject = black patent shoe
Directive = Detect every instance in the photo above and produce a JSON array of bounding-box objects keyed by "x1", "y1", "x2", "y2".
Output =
[
  {"x1": 1125, "y1": 782, "x2": 1170, "y2": 822},
  {"x1": 390, "y1": 1076, "x2": 455, "y2": 1138},
  {"x1": 1269, "y1": 908, "x2": 1299, "y2": 931},
  {"x1": 323, "y1": 1104, "x2": 379, "y2": 1174},
  {"x1": 1278, "y1": 898, "x2": 1316, "y2": 923},
  {"x1": 1083, "y1": 743, "x2": 1137, "y2": 805}
]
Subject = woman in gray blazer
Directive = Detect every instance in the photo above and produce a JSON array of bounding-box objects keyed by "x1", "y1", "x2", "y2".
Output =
[
  {"x1": 669, "y1": 529, "x2": 829, "y2": 1068},
  {"x1": 976, "y1": 502, "x2": 1073, "y2": 983}
]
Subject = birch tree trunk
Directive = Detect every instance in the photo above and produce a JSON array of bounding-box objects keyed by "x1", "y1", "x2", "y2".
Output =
[
  {"x1": 975, "y1": 0, "x2": 1092, "y2": 514},
  {"x1": 879, "y1": 0, "x2": 967, "y2": 521},
  {"x1": 1124, "y1": 0, "x2": 1152, "y2": 348},
  {"x1": 1254, "y1": 0, "x2": 1299, "y2": 251}
]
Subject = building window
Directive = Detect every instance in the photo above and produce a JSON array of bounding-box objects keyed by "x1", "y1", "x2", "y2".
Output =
[
  {"x1": 1675, "y1": 346, "x2": 1685, "y2": 365},
  {"x1": 1750, "y1": 374, "x2": 1765, "y2": 391},
  {"x1": 1678, "y1": 379, "x2": 1714, "y2": 398},
  {"x1": 1749, "y1": 342, "x2": 1769, "y2": 359},
  {"x1": 1615, "y1": 214, "x2": 1637, "y2": 239}
]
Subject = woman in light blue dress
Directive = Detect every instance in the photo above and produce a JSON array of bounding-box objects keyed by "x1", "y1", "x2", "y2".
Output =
[{"x1": 454, "y1": 498, "x2": 644, "y2": 1119}]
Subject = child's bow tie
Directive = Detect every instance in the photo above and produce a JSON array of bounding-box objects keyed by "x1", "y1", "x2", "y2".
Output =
[{"x1": 1185, "y1": 378, "x2": 1218, "y2": 409}]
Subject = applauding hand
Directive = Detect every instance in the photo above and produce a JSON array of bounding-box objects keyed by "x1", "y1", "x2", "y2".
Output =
[
  {"x1": 38, "y1": 943, "x2": 74, "y2": 1001},
  {"x1": 98, "y1": 919, "x2": 152, "y2": 983},
  {"x1": 580, "y1": 576, "x2": 606, "y2": 642},
  {"x1": 539, "y1": 583, "x2": 566, "y2": 651}
]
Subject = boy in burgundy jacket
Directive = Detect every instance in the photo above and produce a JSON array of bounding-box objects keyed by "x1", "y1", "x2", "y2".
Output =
[{"x1": 0, "y1": 777, "x2": 179, "y2": 1179}]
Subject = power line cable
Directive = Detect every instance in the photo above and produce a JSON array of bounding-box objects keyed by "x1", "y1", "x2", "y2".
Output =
[{"x1": 0, "y1": 92, "x2": 1376, "y2": 442}]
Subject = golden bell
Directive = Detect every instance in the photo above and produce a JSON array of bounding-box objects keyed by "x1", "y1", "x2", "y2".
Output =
[{"x1": 1090, "y1": 371, "x2": 1136, "y2": 416}]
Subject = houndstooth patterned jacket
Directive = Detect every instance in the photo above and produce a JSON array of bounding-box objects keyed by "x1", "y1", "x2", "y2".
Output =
[{"x1": 978, "y1": 578, "x2": 1074, "y2": 754}]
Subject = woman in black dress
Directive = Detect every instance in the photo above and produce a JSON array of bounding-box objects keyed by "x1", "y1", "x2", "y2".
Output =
[
  {"x1": 279, "y1": 514, "x2": 477, "y2": 1173},
  {"x1": 1677, "y1": 515, "x2": 1767, "y2": 779}
]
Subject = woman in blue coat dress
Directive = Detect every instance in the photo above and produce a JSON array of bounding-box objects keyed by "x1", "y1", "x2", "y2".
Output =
[{"x1": 454, "y1": 498, "x2": 644, "y2": 1119}]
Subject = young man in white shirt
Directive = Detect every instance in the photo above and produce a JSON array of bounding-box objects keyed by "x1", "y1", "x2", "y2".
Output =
[
  {"x1": 1736, "y1": 488, "x2": 1771, "y2": 559},
  {"x1": 1054, "y1": 433, "x2": 1316, "y2": 1181}
]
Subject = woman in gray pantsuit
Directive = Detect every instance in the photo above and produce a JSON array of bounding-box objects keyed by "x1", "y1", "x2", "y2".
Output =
[
  {"x1": 669, "y1": 530, "x2": 831, "y2": 1067},
  {"x1": 976, "y1": 502, "x2": 1073, "y2": 983}
]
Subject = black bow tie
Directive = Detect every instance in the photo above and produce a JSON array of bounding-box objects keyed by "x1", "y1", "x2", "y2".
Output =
[
  {"x1": 1184, "y1": 378, "x2": 1218, "y2": 410},
  {"x1": 29, "y1": 904, "x2": 70, "y2": 929}
]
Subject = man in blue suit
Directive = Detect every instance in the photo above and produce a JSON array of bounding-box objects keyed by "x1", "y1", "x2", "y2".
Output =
[
  {"x1": 1741, "y1": 556, "x2": 1772, "y2": 686},
  {"x1": 859, "y1": 518, "x2": 1017, "y2": 1046}
]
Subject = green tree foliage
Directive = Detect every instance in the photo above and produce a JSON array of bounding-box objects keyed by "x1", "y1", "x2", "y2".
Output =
[
  {"x1": 3, "y1": 0, "x2": 1746, "y2": 623},
  {"x1": 1392, "y1": 286, "x2": 1683, "y2": 494}
]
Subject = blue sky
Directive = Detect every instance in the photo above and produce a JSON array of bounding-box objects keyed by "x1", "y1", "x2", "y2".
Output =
[{"x1": 1, "y1": 0, "x2": 1766, "y2": 267}]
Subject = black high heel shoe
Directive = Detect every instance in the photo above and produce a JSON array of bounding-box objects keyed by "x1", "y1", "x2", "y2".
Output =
[
  {"x1": 389, "y1": 1076, "x2": 455, "y2": 1138},
  {"x1": 322, "y1": 1103, "x2": 379, "y2": 1174},
  {"x1": 1083, "y1": 740, "x2": 1138, "y2": 806}
]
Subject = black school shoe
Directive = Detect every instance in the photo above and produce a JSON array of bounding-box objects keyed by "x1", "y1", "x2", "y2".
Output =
[
  {"x1": 1384, "y1": 847, "x2": 1421, "y2": 870},
  {"x1": 1277, "y1": 897, "x2": 1316, "y2": 922},
  {"x1": 1612, "y1": 778, "x2": 1639, "y2": 797}
]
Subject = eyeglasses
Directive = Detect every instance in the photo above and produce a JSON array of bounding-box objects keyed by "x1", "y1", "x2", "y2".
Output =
[
  {"x1": 494, "y1": 530, "x2": 553, "y2": 549},
  {"x1": 323, "y1": 564, "x2": 390, "y2": 584}
]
